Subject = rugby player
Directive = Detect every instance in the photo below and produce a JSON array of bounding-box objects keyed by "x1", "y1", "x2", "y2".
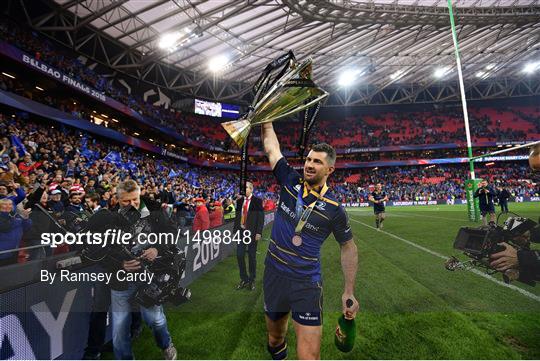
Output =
[{"x1": 261, "y1": 122, "x2": 359, "y2": 360}]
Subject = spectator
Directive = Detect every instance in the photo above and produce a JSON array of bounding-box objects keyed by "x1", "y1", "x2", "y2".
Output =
[
  {"x1": 192, "y1": 197, "x2": 210, "y2": 231},
  {"x1": 209, "y1": 201, "x2": 223, "y2": 228},
  {"x1": 223, "y1": 198, "x2": 236, "y2": 222},
  {"x1": 0, "y1": 180, "x2": 26, "y2": 210},
  {"x1": 85, "y1": 192, "x2": 102, "y2": 213},
  {"x1": 18, "y1": 153, "x2": 41, "y2": 177},
  {"x1": 0, "y1": 198, "x2": 32, "y2": 266}
]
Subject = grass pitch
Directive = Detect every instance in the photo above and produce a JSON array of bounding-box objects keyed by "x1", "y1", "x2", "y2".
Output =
[{"x1": 130, "y1": 203, "x2": 539, "y2": 359}]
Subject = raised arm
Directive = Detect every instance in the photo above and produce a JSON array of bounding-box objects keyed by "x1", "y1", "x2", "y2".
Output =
[{"x1": 261, "y1": 123, "x2": 283, "y2": 169}]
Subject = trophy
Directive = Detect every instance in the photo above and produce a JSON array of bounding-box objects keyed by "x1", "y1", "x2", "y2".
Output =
[{"x1": 221, "y1": 52, "x2": 329, "y2": 148}]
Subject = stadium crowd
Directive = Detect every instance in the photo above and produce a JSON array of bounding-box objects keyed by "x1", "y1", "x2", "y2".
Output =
[
  {"x1": 331, "y1": 163, "x2": 538, "y2": 203},
  {"x1": 0, "y1": 111, "x2": 280, "y2": 266}
]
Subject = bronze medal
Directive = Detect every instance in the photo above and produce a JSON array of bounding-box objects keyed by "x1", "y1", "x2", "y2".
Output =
[{"x1": 292, "y1": 234, "x2": 303, "y2": 247}]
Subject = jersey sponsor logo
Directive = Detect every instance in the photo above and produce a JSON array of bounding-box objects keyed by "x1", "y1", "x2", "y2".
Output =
[
  {"x1": 280, "y1": 201, "x2": 296, "y2": 220},
  {"x1": 304, "y1": 222, "x2": 320, "y2": 232}
]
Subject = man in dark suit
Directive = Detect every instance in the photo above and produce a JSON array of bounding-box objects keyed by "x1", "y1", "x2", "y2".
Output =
[
  {"x1": 160, "y1": 183, "x2": 175, "y2": 205},
  {"x1": 234, "y1": 181, "x2": 264, "y2": 291},
  {"x1": 496, "y1": 185, "x2": 511, "y2": 214}
]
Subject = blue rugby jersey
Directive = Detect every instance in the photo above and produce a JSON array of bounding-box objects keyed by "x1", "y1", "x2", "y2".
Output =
[
  {"x1": 266, "y1": 157, "x2": 353, "y2": 282},
  {"x1": 371, "y1": 191, "x2": 387, "y2": 212}
]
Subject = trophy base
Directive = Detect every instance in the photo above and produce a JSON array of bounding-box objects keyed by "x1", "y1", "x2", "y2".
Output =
[{"x1": 221, "y1": 119, "x2": 252, "y2": 148}]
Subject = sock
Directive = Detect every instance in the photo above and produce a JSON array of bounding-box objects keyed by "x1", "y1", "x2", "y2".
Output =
[{"x1": 267, "y1": 340, "x2": 288, "y2": 360}]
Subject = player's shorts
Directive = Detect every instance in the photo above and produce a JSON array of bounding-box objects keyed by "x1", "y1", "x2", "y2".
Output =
[
  {"x1": 263, "y1": 264, "x2": 323, "y2": 326},
  {"x1": 480, "y1": 204, "x2": 495, "y2": 216},
  {"x1": 374, "y1": 207, "x2": 385, "y2": 215}
]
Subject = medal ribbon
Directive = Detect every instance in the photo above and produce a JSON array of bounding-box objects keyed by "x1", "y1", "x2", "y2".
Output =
[{"x1": 294, "y1": 182, "x2": 328, "y2": 235}]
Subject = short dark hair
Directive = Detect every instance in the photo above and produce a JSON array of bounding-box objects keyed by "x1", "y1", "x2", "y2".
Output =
[
  {"x1": 310, "y1": 143, "x2": 336, "y2": 166},
  {"x1": 85, "y1": 192, "x2": 101, "y2": 203}
]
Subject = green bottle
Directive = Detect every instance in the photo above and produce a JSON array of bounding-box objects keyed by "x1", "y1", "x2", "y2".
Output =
[{"x1": 334, "y1": 299, "x2": 356, "y2": 353}]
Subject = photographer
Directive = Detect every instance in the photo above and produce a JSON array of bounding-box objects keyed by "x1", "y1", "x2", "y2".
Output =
[
  {"x1": 490, "y1": 144, "x2": 540, "y2": 283},
  {"x1": 473, "y1": 179, "x2": 496, "y2": 226},
  {"x1": 489, "y1": 228, "x2": 540, "y2": 283},
  {"x1": 104, "y1": 179, "x2": 177, "y2": 360}
]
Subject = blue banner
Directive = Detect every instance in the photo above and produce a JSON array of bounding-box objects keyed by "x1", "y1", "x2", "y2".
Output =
[{"x1": 10, "y1": 135, "x2": 27, "y2": 157}]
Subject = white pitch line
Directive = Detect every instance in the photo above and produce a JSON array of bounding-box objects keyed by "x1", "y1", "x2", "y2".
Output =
[
  {"x1": 348, "y1": 208, "x2": 467, "y2": 222},
  {"x1": 349, "y1": 217, "x2": 540, "y2": 303}
]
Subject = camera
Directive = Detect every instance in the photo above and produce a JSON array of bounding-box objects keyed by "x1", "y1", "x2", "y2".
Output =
[
  {"x1": 446, "y1": 215, "x2": 538, "y2": 283},
  {"x1": 80, "y1": 209, "x2": 192, "y2": 307},
  {"x1": 131, "y1": 246, "x2": 191, "y2": 308}
]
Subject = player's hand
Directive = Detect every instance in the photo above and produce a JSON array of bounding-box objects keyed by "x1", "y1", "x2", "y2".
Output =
[
  {"x1": 123, "y1": 259, "x2": 141, "y2": 271},
  {"x1": 489, "y1": 242, "x2": 518, "y2": 271},
  {"x1": 341, "y1": 294, "x2": 359, "y2": 320},
  {"x1": 255, "y1": 234, "x2": 261, "y2": 241},
  {"x1": 141, "y1": 247, "x2": 158, "y2": 262}
]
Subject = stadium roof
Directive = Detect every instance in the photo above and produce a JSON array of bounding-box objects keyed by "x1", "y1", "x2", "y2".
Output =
[{"x1": 10, "y1": 0, "x2": 540, "y2": 105}]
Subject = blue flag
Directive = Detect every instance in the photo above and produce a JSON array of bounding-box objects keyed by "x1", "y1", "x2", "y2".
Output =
[
  {"x1": 127, "y1": 162, "x2": 138, "y2": 173},
  {"x1": 168, "y1": 169, "x2": 178, "y2": 178},
  {"x1": 80, "y1": 136, "x2": 99, "y2": 160},
  {"x1": 103, "y1": 151, "x2": 122, "y2": 165},
  {"x1": 10, "y1": 135, "x2": 27, "y2": 157}
]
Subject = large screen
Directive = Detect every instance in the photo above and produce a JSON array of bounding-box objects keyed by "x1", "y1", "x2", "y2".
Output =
[
  {"x1": 194, "y1": 99, "x2": 240, "y2": 119},
  {"x1": 194, "y1": 99, "x2": 221, "y2": 117}
]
